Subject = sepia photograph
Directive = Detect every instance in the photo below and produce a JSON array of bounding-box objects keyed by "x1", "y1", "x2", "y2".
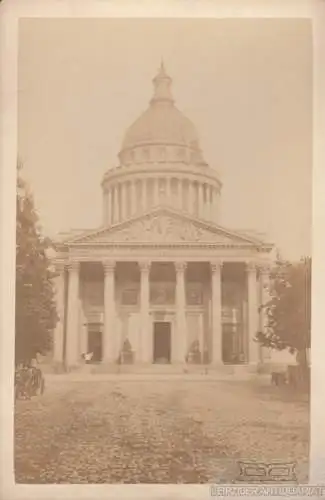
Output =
[{"x1": 9, "y1": 13, "x2": 314, "y2": 489}]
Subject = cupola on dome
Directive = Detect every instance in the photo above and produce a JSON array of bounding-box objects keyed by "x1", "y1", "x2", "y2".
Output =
[{"x1": 119, "y1": 61, "x2": 205, "y2": 165}]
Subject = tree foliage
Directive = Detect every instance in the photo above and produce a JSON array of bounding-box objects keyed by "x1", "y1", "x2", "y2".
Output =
[
  {"x1": 257, "y1": 257, "x2": 311, "y2": 363},
  {"x1": 16, "y1": 165, "x2": 58, "y2": 365}
]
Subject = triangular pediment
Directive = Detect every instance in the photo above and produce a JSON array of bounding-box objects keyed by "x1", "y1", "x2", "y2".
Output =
[{"x1": 64, "y1": 208, "x2": 270, "y2": 248}]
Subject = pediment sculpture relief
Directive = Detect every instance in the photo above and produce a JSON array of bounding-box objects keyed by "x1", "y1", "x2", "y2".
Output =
[{"x1": 94, "y1": 215, "x2": 236, "y2": 244}]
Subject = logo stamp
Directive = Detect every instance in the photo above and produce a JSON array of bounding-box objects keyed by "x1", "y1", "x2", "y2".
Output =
[{"x1": 236, "y1": 461, "x2": 297, "y2": 482}]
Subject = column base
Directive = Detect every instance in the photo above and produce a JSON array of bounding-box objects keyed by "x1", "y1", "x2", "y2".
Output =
[
  {"x1": 64, "y1": 364, "x2": 81, "y2": 373},
  {"x1": 51, "y1": 361, "x2": 66, "y2": 374},
  {"x1": 209, "y1": 361, "x2": 224, "y2": 368},
  {"x1": 170, "y1": 362, "x2": 188, "y2": 372},
  {"x1": 246, "y1": 361, "x2": 259, "y2": 373},
  {"x1": 102, "y1": 357, "x2": 115, "y2": 365}
]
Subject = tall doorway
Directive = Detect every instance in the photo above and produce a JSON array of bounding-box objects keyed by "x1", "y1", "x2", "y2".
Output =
[
  {"x1": 153, "y1": 322, "x2": 171, "y2": 363},
  {"x1": 87, "y1": 329, "x2": 102, "y2": 363}
]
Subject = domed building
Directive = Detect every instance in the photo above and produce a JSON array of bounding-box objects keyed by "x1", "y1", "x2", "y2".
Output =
[{"x1": 54, "y1": 62, "x2": 273, "y2": 371}]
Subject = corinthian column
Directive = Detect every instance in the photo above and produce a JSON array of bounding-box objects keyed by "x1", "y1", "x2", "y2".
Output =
[
  {"x1": 175, "y1": 262, "x2": 187, "y2": 363},
  {"x1": 66, "y1": 262, "x2": 80, "y2": 368},
  {"x1": 153, "y1": 178, "x2": 159, "y2": 206},
  {"x1": 247, "y1": 262, "x2": 259, "y2": 364},
  {"x1": 120, "y1": 183, "x2": 126, "y2": 222},
  {"x1": 142, "y1": 179, "x2": 148, "y2": 213},
  {"x1": 188, "y1": 180, "x2": 194, "y2": 216},
  {"x1": 198, "y1": 183, "x2": 204, "y2": 219},
  {"x1": 210, "y1": 188, "x2": 215, "y2": 222},
  {"x1": 211, "y1": 261, "x2": 223, "y2": 364},
  {"x1": 174, "y1": 178, "x2": 180, "y2": 211},
  {"x1": 130, "y1": 181, "x2": 137, "y2": 217},
  {"x1": 206, "y1": 186, "x2": 212, "y2": 221},
  {"x1": 166, "y1": 177, "x2": 172, "y2": 207},
  {"x1": 212, "y1": 189, "x2": 219, "y2": 223},
  {"x1": 103, "y1": 191, "x2": 108, "y2": 226},
  {"x1": 140, "y1": 261, "x2": 151, "y2": 363},
  {"x1": 259, "y1": 264, "x2": 271, "y2": 361},
  {"x1": 179, "y1": 179, "x2": 184, "y2": 210},
  {"x1": 53, "y1": 262, "x2": 65, "y2": 364},
  {"x1": 103, "y1": 260, "x2": 116, "y2": 363},
  {"x1": 107, "y1": 190, "x2": 112, "y2": 226},
  {"x1": 113, "y1": 185, "x2": 119, "y2": 224}
]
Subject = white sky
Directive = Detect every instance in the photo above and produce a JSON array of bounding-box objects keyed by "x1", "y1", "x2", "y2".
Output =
[{"x1": 18, "y1": 18, "x2": 312, "y2": 260}]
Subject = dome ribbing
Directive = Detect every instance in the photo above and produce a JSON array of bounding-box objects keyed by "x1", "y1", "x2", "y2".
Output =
[{"x1": 119, "y1": 61, "x2": 204, "y2": 164}]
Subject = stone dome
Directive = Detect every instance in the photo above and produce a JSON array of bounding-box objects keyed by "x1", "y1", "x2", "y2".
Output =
[
  {"x1": 119, "y1": 61, "x2": 205, "y2": 164},
  {"x1": 121, "y1": 103, "x2": 199, "y2": 150},
  {"x1": 102, "y1": 61, "x2": 222, "y2": 227}
]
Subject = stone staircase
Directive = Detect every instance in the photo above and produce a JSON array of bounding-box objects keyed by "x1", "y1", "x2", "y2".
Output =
[
  {"x1": 89, "y1": 362, "x2": 256, "y2": 378},
  {"x1": 41, "y1": 361, "x2": 262, "y2": 380}
]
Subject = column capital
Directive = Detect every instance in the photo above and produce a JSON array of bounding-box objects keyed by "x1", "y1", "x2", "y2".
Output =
[
  {"x1": 139, "y1": 261, "x2": 151, "y2": 273},
  {"x1": 246, "y1": 261, "x2": 257, "y2": 273},
  {"x1": 258, "y1": 263, "x2": 271, "y2": 275},
  {"x1": 175, "y1": 261, "x2": 187, "y2": 273},
  {"x1": 103, "y1": 260, "x2": 116, "y2": 274},
  {"x1": 54, "y1": 260, "x2": 66, "y2": 274},
  {"x1": 211, "y1": 261, "x2": 223, "y2": 273},
  {"x1": 67, "y1": 261, "x2": 80, "y2": 273}
]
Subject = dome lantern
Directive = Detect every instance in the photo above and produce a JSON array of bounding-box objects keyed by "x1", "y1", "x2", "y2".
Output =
[{"x1": 150, "y1": 59, "x2": 174, "y2": 105}]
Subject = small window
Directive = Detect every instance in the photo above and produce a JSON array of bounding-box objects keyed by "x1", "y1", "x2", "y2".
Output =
[
  {"x1": 150, "y1": 284, "x2": 175, "y2": 305},
  {"x1": 186, "y1": 285, "x2": 203, "y2": 305},
  {"x1": 158, "y1": 147, "x2": 166, "y2": 161}
]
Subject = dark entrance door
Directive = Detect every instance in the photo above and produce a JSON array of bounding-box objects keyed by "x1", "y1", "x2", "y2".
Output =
[
  {"x1": 153, "y1": 322, "x2": 171, "y2": 363},
  {"x1": 87, "y1": 330, "x2": 102, "y2": 363}
]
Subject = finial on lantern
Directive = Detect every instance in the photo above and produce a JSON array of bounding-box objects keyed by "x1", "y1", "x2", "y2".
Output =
[{"x1": 151, "y1": 59, "x2": 173, "y2": 104}]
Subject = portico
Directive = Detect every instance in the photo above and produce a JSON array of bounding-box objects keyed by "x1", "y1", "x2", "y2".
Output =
[{"x1": 53, "y1": 253, "x2": 268, "y2": 368}]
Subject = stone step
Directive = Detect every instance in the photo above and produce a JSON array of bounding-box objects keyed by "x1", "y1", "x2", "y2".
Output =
[
  {"x1": 89, "y1": 363, "x2": 245, "y2": 375},
  {"x1": 39, "y1": 362, "x2": 258, "y2": 378}
]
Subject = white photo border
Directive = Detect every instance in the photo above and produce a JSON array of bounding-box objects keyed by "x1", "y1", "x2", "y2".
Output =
[{"x1": 0, "y1": 0, "x2": 324, "y2": 499}]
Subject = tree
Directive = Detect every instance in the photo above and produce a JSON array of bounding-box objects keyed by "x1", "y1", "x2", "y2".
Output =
[
  {"x1": 16, "y1": 164, "x2": 58, "y2": 365},
  {"x1": 256, "y1": 256, "x2": 311, "y2": 368}
]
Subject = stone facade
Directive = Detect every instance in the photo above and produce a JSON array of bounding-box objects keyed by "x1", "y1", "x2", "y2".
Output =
[{"x1": 53, "y1": 62, "x2": 274, "y2": 369}]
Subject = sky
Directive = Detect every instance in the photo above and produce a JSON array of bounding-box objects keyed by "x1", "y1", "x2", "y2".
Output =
[{"x1": 18, "y1": 18, "x2": 312, "y2": 260}]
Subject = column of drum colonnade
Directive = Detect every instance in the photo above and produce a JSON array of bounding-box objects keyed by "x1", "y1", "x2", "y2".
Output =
[
  {"x1": 103, "y1": 177, "x2": 220, "y2": 226},
  {"x1": 53, "y1": 260, "x2": 263, "y2": 367}
]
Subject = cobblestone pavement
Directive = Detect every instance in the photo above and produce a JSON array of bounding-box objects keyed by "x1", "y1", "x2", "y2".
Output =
[{"x1": 14, "y1": 378, "x2": 309, "y2": 483}]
